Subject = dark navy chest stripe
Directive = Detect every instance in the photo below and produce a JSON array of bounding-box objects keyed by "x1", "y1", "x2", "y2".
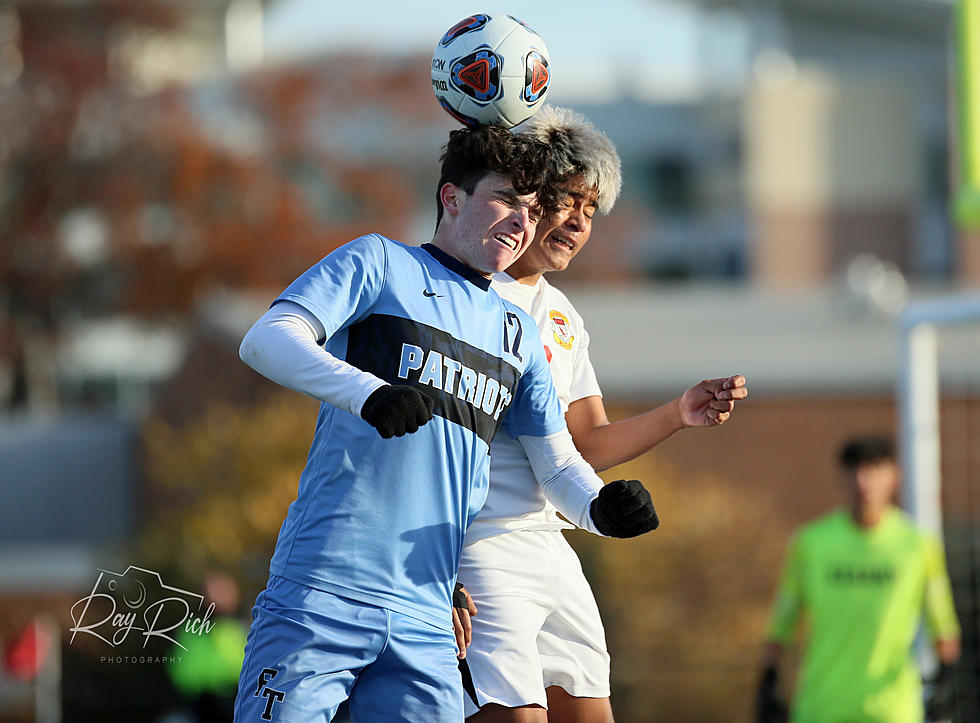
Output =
[{"x1": 346, "y1": 314, "x2": 520, "y2": 444}]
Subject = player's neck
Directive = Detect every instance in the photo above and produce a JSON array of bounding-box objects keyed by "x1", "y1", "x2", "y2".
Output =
[
  {"x1": 851, "y1": 504, "x2": 886, "y2": 528},
  {"x1": 428, "y1": 236, "x2": 492, "y2": 279},
  {"x1": 504, "y1": 253, "x2": 547, "y2": 286},
  {"x1": 508, "y1": 270, "x2": 544, "y2": 286}
]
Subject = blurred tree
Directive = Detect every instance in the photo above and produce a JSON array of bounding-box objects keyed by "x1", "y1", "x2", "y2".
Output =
[
  {"x1": 0, "y1": 2, "x2": 421, "y2": 413},
  {"x1": 568, "y1": 451, "x2": 790, "y2": 723},
  {"x1": 0, "y1": 1, "x2": 182, "y2": 411},
  {"x1": 139, "y1": 390, "x2": 318, "y2": 594}
]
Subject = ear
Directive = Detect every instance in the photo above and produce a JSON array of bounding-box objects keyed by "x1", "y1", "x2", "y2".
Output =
[{"x1": 440, "y1": 182, "x2": 462, "y2": 218}]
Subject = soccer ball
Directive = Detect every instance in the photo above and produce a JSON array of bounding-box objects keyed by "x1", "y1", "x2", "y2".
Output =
[{"x1": 431, "y1": 13, "x2": 551, "y2": 129}]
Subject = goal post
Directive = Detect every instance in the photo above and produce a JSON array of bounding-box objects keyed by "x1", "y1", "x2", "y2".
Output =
[
  {"x1": 898, "y1": 293, "x2": 980, "y2": 536},
  {"x1": 897, "y1": 292, "x2": 980, "y2": 715}
]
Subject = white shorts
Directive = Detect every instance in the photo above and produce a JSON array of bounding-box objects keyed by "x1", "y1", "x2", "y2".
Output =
[{"x1": 457, "y1": 529, "x2": 610, "y2": 716}]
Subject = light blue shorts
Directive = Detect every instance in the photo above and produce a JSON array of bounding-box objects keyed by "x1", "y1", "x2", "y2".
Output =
[{"x1": 233, "y1": 575, "x2": 463, "y2": 722}]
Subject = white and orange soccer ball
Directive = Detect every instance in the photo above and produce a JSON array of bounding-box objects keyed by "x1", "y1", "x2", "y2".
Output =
[{"x1": 431, "y1": 13, "x2": 551, "y2": 129}]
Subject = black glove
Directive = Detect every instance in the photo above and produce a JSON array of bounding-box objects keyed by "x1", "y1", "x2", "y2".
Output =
[
  {"x1": 589, "y1": 479, "x2": 659, "y2": 538},
  {"x1": 924, "y1": 663, "x2": 956, "y2": 721},
  {"x1": 754, "y1": 664, "x2": 788, "y2": 723},
  {"x1": 452, "y1": 582, "x2": 468, "y2": 609},
  {"x1": 360, "y1": 385, "x2": 434, "y2": 439},
  {"x1": 755, "y1": 665, "x2": 789, "y2": 723}
]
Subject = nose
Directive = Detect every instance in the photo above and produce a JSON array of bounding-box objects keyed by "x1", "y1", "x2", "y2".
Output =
[
  {"x1": 510, "y1": 206, "x2": 534, "y2": 233},
  {"x1": 565, "y1": 205, "x2": 587, "y2": 232}
]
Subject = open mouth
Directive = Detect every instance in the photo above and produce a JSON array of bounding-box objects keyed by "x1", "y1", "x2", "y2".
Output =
[
  {"x1": 548, "y1": 233, "x2": 576, "y2": 252},
  {"x1": 494, "y1": 233, "x2": 519, "y2": 251}
]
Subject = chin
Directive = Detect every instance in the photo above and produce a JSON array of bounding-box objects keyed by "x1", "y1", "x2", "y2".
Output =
[{"x1": 487, "y1": 257, "x2": 513, "y2": 274}]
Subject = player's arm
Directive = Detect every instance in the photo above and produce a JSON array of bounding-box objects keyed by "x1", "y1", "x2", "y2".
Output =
[
  {"x1": 507, "y1": 308, "x2": 657, "y2": 538},
  {"x1": 517, "y1": 430, "x2": 658, "y2": 538},
  {"x1": 764, "y1": 534, "x2": 805, "y2": 650},
  {"x1": 239, "y1": 237, "x2": 387, "y2": 415},
  {"x1": 240, "y1": 236, "x2": 434, "y2": 438},
  {"x1": 922, "y1": 537, "x2": 961, "y2": 723},
  {"x1": 922, "y1": 534, "x2": 961, "y2": 663},
  {"x1": 240, "y1": 306, "x2": 432, "y2": 438},
  {"x1": 564, "y1": 375, "x2": 747, "y2": 472},
  {"x1": 754, "y1": 534, "x2": 805, "y2": 722},
  {"x1": 240, "y1": 301, "x2": 384, "y2": 414}
]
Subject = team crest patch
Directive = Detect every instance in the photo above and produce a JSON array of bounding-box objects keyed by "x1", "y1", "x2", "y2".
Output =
[{"x1": 548, "y1": 310, "x2": 573, "y2": 350}]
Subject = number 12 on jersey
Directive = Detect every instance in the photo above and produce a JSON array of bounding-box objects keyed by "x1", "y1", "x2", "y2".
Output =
[{"x1": 502, "y1": 312, "x2": 523, "y2": 361}]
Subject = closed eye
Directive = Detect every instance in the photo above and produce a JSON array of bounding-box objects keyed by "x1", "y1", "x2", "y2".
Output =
[{"x1": 497, "y1": 193, "x2": 539, "y2": 221}]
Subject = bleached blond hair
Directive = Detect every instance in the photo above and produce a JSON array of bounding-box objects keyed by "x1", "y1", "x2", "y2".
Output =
[{"x1": 516, "y1": 105, "x2": 622, "y2": 214}]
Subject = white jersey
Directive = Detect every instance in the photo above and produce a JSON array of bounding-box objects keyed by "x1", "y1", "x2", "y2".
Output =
[{"x1": 464, "y1": 272, "x2": 603, "y2": 544}]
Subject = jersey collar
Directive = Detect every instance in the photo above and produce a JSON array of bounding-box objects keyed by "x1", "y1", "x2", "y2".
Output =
[
  {"x1": 422, "y1": 243, "x2": 492, "y2": 291},
  {"x1": 492, "y1": 271, "x2": 542, "y2": 306},
  {"x1": 841, "y1": 506, "x2": 900, "y2": 538}
]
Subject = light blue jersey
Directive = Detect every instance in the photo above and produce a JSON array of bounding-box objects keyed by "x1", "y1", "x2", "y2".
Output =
[{"x1": 268, "y1": 234, "x2": 564, "y2": 629}]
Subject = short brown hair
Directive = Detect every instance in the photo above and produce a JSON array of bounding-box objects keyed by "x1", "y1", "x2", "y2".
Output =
[{"x1": 434, "y1": 124, "x2": 565, "y2": 227}]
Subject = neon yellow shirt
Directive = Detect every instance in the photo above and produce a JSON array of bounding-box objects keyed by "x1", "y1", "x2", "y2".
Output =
[
  {"x1": 167, "y1": 616, "x2": 247, "y2": 698},
  {"x1": 767, "y1": 507, "x2": 959, "y2": 723}
]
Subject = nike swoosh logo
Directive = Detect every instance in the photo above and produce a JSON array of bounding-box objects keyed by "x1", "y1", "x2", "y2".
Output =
[{"x1": 422, "y1": 290, "x2": 445, "y2": 298}]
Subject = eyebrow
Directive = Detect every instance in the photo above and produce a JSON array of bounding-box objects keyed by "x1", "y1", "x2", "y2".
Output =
[
  {"x1": 494, "y1": 188, "x2": 537, "y2": 209},
  {"x1": 565, "y1": 190, "x2": 599, "y2": 206},
  {"x1": 492, "y1": 183, "x2": 525, "y2": 198}
]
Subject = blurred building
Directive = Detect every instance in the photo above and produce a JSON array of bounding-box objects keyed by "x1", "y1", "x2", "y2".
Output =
[
  {"x1": 687, "y1": 0, "x2": 961, "y2": 286},
  {"x1": 9, "y1": 0, "x2": 269, "y2": 92}
]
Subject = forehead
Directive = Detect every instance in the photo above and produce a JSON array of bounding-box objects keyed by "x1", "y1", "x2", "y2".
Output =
[
  {"x1": 562, "y1": 175, "x2": 599, "y2": 204},
  {"x1": 474, "y1": 171, "x2": 519, "y2": 196},
  {"x1": 847, "y1": 460, "x2": 898, "y2": 475}
]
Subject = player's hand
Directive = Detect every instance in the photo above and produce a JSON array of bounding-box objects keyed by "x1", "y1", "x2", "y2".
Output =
[
  {"x1": 924, "y1": 663, "x2": 956, "y2": 721},
  {"x1": 452, "y1": 582, "x2": 478, "y2": 659},
  {"x1": 590, "y1": 479, "x2": 659, "y2": 538},
  {"x1": 360, "y1": 385, "x2": 434, "y2": 438},
  {"x1": 677, "y1": 374, "x2": 747, "y2": 428}
]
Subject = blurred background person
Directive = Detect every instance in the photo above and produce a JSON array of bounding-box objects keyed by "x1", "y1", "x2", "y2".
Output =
[
  {"x1": 756, "y1": 436, "x2": 960, "y2": 723},
  {"x1": 166, "y1": 571, "x2": 247, "y2": 723}
]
